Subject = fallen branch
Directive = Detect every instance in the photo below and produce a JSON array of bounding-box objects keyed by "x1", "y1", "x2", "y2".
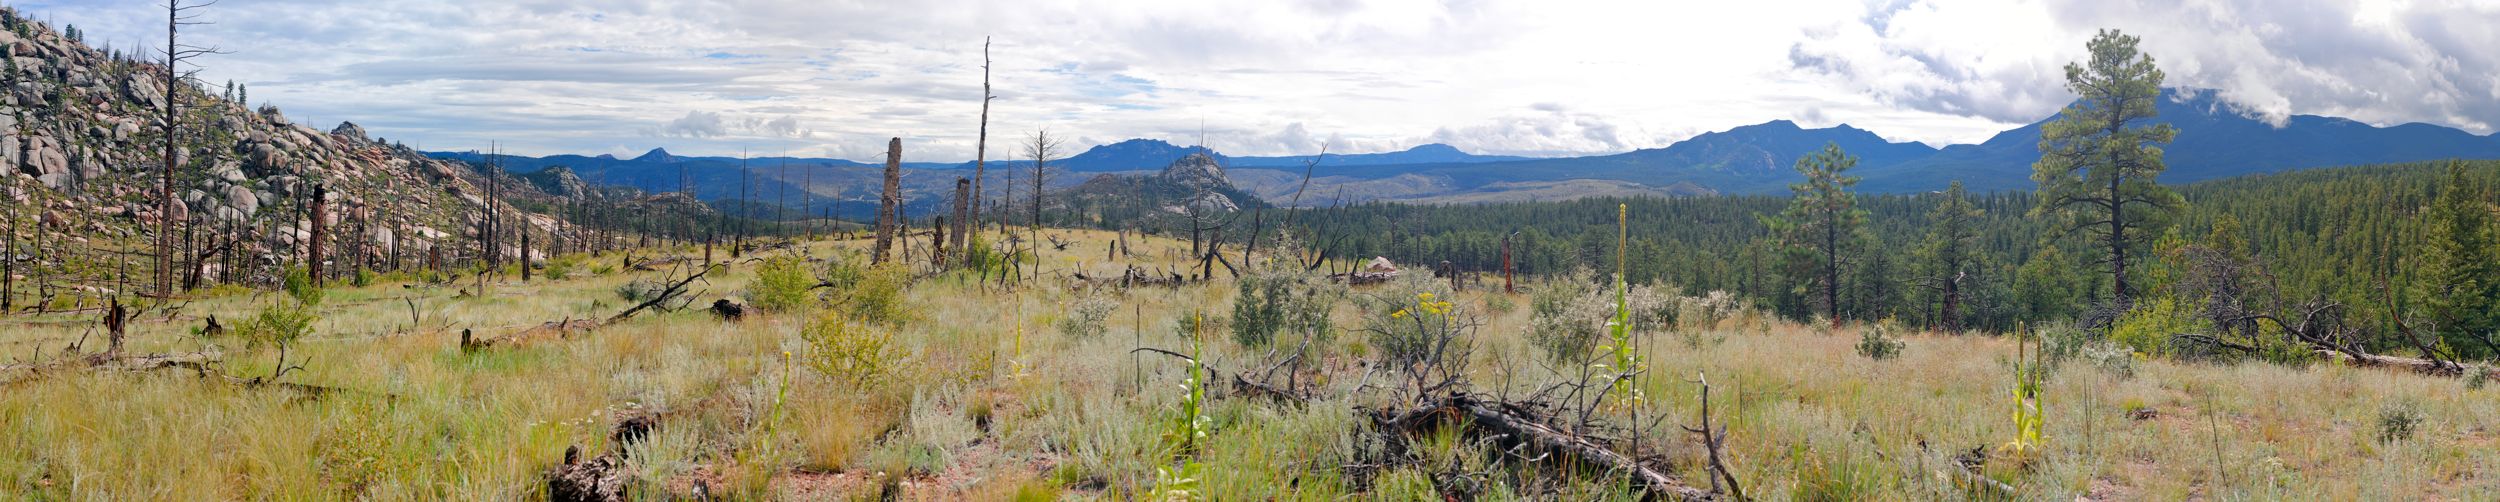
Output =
[
  {"x1": 2314, "y1": 350, "x2": 2480, "y2": 377},
  {"x1": 1369, "y1": 392, "x2": 1714, "y2": 501},
  {"x1": 472, "y1": 265, "x2": 714, "y2": 351}
]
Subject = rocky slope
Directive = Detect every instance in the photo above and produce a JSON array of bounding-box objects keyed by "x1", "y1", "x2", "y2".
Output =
[{"x1": 0, "y1": 7, "x2": 582, "y2": 290}]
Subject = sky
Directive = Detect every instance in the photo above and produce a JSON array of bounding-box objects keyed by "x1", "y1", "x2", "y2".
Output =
[{"x1": 24, "y1": 0, "x2": 2499, "y2": 162}]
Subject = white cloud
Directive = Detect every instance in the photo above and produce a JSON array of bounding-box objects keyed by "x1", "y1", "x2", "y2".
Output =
[
  {"x1": 24, "y1": 0, "x2": 2497, "y2": 163},
  {"x1": 1791, "y1": 0, "x2": 2500, "y2": 132}
]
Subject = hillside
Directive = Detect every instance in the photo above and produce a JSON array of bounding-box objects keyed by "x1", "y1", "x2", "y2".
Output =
[
  {"x1": 0, "y1": 7, "x2": 598, "y2": 292},
  {"x1": 1060, "y1": 152, "x2": 1267, "y2": 228}
]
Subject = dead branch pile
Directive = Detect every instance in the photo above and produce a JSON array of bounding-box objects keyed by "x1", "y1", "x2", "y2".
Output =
[
  {"x1": 1073, "y1": 265, "x2": 1187, "y2": 288},
  {"x1": 1365, "y1": 392, "x2": 1715, "y2": 501},
  {"x1": 469, "y1": 264, "x2": 712, "y2": 350}
]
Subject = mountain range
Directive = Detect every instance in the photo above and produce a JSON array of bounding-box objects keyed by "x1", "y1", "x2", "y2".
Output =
[{"x1": 433, "y1": 87, "x2": 2500, "y2": 211}]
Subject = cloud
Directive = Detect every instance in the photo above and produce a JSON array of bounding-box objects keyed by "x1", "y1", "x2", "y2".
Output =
[
  {"x1": 761, "y1": 116, "x2": 810, "y2": 138},
  {"x1": 1421, "y1": 104, "x2": 1635, "y2": 157},
  {"x1": 24, "y1": 0, "x2": 2495, "y2": 164},
  {"x1": 1790, "y1": 0, "x2": 2500, "y2": 133},
  {"x1": 658, "y1": 111, "x2": 727, "y2": 138}
]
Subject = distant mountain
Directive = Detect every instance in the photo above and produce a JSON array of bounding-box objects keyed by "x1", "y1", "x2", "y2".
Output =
[
  {"x1": 1227, "y1": 143, "x2": 1535, "y2": 168},
  {"x1": 1044, "y1": 139, "x2": 1532, "y2": 172},
  {"x1": 1859, "y1": 88, "x2": 2500, "y2": 192},
  {"x1": 429, "y1": 87, "x2": 2500, "y2": 210},
  {"x1": 1249, "y1": 119, "x2": 1940, "y2": 195},
  {"x1": 1056, "y1": 139, "x2": 1219, "y2": 172}
]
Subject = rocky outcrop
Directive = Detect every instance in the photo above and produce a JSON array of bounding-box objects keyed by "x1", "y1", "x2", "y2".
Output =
[{"x1": 0, "y1": 5, "x2": 576, "y2": 285}]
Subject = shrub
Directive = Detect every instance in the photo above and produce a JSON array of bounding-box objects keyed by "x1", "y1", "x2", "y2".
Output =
[
  {"x1": 746, "y1": 254, "x2": 819, "y2": 313},
  {"x1": 282, "y1": 265, "x2": 324, "y2": 306},
  {"x1": 2108, "y1": 296, "x2": 2210, "y2": 358},
  {"x1": 1855, "y1": 324, "x2": 1903, "y2": 360},
  {"x1": 1527, "y1": 277, "x2": 1599, "y2": 363},
  {"x1": 544, "y1": 253, "x2": 587, "y2": 280},
  {"x1": 1227, "y1": 270, "x2": 1339, "y2": 348},
  {"x1": 349, "y1": 269, "x2": 377, "y2": 288},
  {"x1": 2469, "y1": 368, "x2": 2494, "y2": 390},
  {"x1": 1057, "y1": 291, "x2": 1117, "y2": 340},
  {"x1": 615, "y1": 278, "x2": 667, "y2": 303},
  {"x1": 234, "y1": 297, "x2": 320, "y2": 382},
  {"x1": 1358, "y1": 277, "x2": 1473, "y2": 396},
  {"x1": 2375, "y1": 403, "x2": 2421, "y2": 443},
  {"x1": 831, "y1": 262, "x2": 916, "y2": 325},
  {"x1": 800, "y1": 312, "x2": 906, "y2": 388}
]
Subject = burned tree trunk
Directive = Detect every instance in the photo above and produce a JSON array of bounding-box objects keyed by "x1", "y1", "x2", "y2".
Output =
[
  {"x1": 872, "y1": 138, "x2": 901, "y2": 265},
  {"x1": 932, "y1": 216, "x2": 949, "y2": 267},
  {"x1": 309, "y1": 184, "x2": 327, "y2": 287},
  {"x1": 950, "y1": 177, "x2": 970, "y2": 264}
]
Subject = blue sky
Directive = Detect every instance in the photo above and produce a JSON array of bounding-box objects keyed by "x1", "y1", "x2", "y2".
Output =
[{"x1": 23, "y1": 0, "x2": 2498, "y2": 162}]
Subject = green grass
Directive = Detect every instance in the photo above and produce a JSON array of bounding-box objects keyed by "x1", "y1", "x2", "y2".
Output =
[{"x1": 0, "y1": 228, "x2": 2494, "y2": 499}]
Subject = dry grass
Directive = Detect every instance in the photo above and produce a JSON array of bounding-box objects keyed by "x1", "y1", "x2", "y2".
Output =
[{"x1": 2, "y1": 227, "x2": 2494, "y2": 500}]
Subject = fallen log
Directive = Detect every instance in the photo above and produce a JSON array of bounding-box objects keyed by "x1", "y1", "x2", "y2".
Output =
[
  {"x1": 548, "y1": 409, "x2": 665, "y2": 502},
  {"x1": 1369, "y1": 393, "x2": 1714, "y2": 501},
  {"x1": 2314, "y1": 349, "x2": 2480, "y2": 377},
  {"x1": 1, "y1": 350, "x2": 222, "y2": 386}
]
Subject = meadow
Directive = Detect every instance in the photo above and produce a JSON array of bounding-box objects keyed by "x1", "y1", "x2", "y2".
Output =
[{"x1": 2, "y1": 228, "x2": 2493, "y2": 500}]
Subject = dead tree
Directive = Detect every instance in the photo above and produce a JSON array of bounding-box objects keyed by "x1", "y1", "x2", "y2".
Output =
[
  {"x1": 964, "y1": 36, "x2": 994, "y2": 269},
  {"x1": 1245, "y1": 145, "x2": 1325, "y2": 266},
  {"x1": 931, "y1": 216, "x2": 949, "y2": 267},
  {"x1": 950, "y1": 177, "x2": 970, "y2": 264},
  {"x1": 158, "y1": 0, "x2": 229, "y2": 297},
  {"x1": 872, "y1": 138, "x2": 902, "y2": 264},
  {"x1": 1023, "y1": 129, "x2": 1061, "y2": 281},
  {"x1": 308, "y1": 183, "x2": 326, "y2": 286},
  {"x1": 4, "y1": 196, "x2": 16, "y2": 313}
]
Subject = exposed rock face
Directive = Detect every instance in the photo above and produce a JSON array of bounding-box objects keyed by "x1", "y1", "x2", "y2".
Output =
[
  {"x1": 534, "y1": 166, "x2": 592, "y2": 199},
  {"x1": 1158, "y1": 153, "x2": 1228, "y2": 189},
  {"x1": 331, "y1": 121, "x2": 368, "y2": 143},
  {"x1": 0, "y1": 4, "x2": 576, "y2": 283}
]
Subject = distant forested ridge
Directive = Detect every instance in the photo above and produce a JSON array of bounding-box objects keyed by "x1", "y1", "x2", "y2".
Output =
[{"x1": 1288, "y1": 160, "x2": 2498, "y2": 337}]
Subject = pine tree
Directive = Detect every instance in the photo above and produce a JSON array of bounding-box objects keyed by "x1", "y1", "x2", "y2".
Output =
[
  {"x1": 1917, "y1": 181, "x2": 1984, "y2": 332},
  {"x1": 1767, "y1": 143, "x2": 1865, "y2": 327},
  {"x1": 2418, "y1": 160, "x2": 2499, "y2": 359},
  {"x1": 2032, "y1": 29, "x2": 2181, "y2": 305},
  {"x1": 2016, "y1": 245, "x2": 2082, "y2": 323}
]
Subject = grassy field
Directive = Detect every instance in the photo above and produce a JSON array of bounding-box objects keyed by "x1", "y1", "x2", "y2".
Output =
[{"x1": 2, "y1": 228, "x2": 2493, "y2": 500}]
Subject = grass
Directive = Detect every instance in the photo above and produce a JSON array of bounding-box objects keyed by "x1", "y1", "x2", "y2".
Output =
[{"x1": 1, "y1": 227, "x2": 2495, "y2": 499}]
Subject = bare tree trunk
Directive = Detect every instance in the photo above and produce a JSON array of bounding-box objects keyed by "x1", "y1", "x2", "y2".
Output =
[
  {"x1": 872, "y1": 138, "x2": 902, "y2": 264},
  {"x1": 951, "y1": 178, "x2": 969, "y2": 265},
  {"x1": 309, "y1": 184, "x2": 327, "y2": 287},
  {"x1": 966, "y1": 37, "x2": 993, "y2": 268}
]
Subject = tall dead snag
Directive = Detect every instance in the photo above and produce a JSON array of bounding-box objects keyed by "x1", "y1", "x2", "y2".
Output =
[
  {"x1": 873, "y1": 138, "x2": 902, "y2": 264},
  {"x1": 950, "y1": 177, "x2": 970, "y2": 264},
  {"x1": 931, "y1": 216, "x2": 949, "y2": 267},
  {"x1": 308, "y1": 184, "x2": 326, "y2": 286},
  {"x1": 159, "y1": 0, "x2": 227, "y2": 297},
  {"x1": 1024, "y1": 129, "x2": 1060, "y2": 281},
  {"x1": 965, "y1": 37, "x2": 994, "y2": 268}
]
